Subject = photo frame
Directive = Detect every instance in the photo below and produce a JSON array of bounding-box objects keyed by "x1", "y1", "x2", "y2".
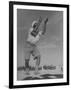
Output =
[{"x1": 9, "y1": 1, "x2": 69, "y2": 88}]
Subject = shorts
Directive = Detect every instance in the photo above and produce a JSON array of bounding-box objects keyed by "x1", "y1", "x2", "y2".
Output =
[{"x1": 24, "y1": 41, "x2": 40, "y2": 60}]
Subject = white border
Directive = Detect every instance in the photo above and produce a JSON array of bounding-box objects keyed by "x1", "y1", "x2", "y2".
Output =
[{"x1": 13, "y1": 5, "x2": 67, "y2": 85}]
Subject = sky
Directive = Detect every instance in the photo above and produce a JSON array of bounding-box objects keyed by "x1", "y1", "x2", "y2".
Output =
[{"x1": 17, "y1": 9, "x2": 63, "y2": 67}]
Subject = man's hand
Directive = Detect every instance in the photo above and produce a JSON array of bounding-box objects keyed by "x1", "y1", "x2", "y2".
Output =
[{"x1": 44, "y1": 17, "x2": 48, "y2": 24}]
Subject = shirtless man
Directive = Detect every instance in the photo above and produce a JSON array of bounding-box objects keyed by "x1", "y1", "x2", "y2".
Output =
[{"x1": 25, "y1": 16, "x2": 48, "y2": 74}]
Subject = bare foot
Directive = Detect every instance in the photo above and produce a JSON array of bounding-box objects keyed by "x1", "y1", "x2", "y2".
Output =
[
  {"x1": 34, "y1": 72, "x2": 39, "y2": 75},
  {"x1": 25, "y1": 68, "x2": 30, "y2": 75},
  {"x1": 34, "y1": 66, "x2": 40, "y2": 75},
  {"x1": 25, "y1": 72, "x2": 30, "y2": 75}
]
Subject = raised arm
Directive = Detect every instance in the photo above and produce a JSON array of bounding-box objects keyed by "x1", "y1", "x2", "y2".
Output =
[{"x1": 42, "y1": 17, "x2": 48, "y2": 35}]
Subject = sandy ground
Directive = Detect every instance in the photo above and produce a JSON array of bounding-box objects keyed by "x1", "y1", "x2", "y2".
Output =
[{"x1": 17, "y1": 65, "x2": 63, "y2": 80}]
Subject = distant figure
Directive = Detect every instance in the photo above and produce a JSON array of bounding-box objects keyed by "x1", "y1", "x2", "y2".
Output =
[{"x1": 25, "y1": 16, "x2": 48, "y2": 74}]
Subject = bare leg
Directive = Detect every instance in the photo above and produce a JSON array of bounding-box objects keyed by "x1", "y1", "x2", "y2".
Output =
[
  {"x1": 25, "y1": 59, "x2": 30, "y2": 74},
  {"x1": 34, "y1": 55, "x2": 40, "y2": 74}
]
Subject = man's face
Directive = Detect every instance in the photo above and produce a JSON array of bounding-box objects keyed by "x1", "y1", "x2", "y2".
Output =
[{"x1": 33, "y1": 23, "x2": 38, "y2": 29}]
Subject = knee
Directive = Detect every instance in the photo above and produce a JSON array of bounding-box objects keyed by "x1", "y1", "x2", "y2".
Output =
[{"x1": 34, "y1": 55, "x2": 41, "y2": 66}]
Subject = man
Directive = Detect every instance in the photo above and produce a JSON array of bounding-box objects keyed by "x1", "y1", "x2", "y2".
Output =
[{"x1": 25, "y1": 16, "x2": 48, "y2": 74}]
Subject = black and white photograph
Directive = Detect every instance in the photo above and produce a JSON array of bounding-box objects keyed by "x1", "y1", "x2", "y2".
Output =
[
  {"x1": 17, "y1": 9, "x2": 63, "y2": 80},
  {"x1": 9, "y1": 1, "x2": 69, "y2": 88}
]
